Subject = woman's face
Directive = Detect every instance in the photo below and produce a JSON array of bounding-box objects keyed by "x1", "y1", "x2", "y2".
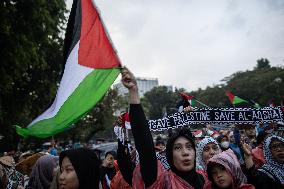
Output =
[
  {"x1": 211, "y1": 164, "x2": 233, "y2": 189},
  {"x1": 172, "y1": 136, "x2": 195, "y2": 172},
  {"x1": 270, "y1": 139, "x2": 284, "y2": 164},
  {"x1": 59, "y1": 157, "x2": 79, "y2": 189},
  {"x1": 203, "y1": 143, "x2": 220, "y2": 164}
]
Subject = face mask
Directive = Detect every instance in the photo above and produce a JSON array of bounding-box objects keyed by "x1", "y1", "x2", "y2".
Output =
[{"x1": 221, "y1": 141, "x2": 230, "y2": 149}]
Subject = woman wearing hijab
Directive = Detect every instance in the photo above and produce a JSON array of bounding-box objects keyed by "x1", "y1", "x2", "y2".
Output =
[
  {"x1": 27, "y1": 155, "x2": 58, "y2": 189},
  {"x1": 59, "y1": 148, "x2": 100, "y2": 189},
  {"x1": 205, "y1": 149, "x2": 254, "y2": 189},
  {"x1": 243, "y1": 135, "x2": 284, "y2": 189},
  {"x1": 196, "y1": 137, "x2": 221, "y2": 176},
  {"x1": 121, "y1": 67, "x2": 209, "y2": 189}
]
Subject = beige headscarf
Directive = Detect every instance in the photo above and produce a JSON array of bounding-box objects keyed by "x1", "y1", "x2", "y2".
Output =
[{"x1": 0, "y1": 156, "x2": 15, "y2": 167}]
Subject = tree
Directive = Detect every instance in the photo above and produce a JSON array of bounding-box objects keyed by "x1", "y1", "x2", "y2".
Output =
[
  {"x1": 225, "y1": 66, "x2": 284, "y2": 106},
  {"x1": 0, "y1": 0, "x2": 67, "y2": 152},
  {"x1": 255, "y1": 58, "x2": 271, "y2": 70},
  {"x1": 191, "y1": 84, "x2": 229, "y2": 107},
  {"x1": 143, "y1": 86, "x2": 180, "y2": 119},
  {"x1": 190, "y1": 62, "x2": 284, "y2": 108}
]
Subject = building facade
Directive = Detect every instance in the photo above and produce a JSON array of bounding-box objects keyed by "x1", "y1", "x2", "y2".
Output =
[{"x1": 114, "y1": 77, "x2": 159, "y2": 97}]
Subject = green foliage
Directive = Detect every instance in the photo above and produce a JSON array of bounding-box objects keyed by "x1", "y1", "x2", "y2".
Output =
[
  {"x1": 143, "y1": 86, "x2": 180, "y2": 119},
  {"x1": 0, "y1": 0, "x2": 67, "y2": 151},
  {"x1": 255, "y1": 58, "x2": 271, "y2": 70},
  {"x1": 225, "y1": 66, "x2": 284, "y2": 106},
  {"x1": 0, "y1": 1, "x2": 127, "y2": 147},
  {"x1": 191, "y1": 61, "x2": 284, "y2": 108},
  {"x1": 191, "y1": 84, "x2": 229, "y2": 107}
]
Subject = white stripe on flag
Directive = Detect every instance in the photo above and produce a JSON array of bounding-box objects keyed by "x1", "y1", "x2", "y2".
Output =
[{"x1": 29, "y1": 42, "x2": 93, "y2": 126}]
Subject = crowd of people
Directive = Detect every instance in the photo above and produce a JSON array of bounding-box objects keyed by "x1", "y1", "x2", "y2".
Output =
[{"x1": 0, "y1": 68, "x2": 283, "y2": 189}]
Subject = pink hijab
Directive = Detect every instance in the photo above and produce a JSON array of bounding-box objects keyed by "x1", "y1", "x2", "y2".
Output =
[{"x1": 207, "y1": 149, "x2": 247, "y2": 189}]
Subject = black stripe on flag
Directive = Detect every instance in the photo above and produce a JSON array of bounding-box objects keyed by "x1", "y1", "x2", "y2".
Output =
[{"x1": 63, "y1": 0, "x2": 82, "y2": 63}]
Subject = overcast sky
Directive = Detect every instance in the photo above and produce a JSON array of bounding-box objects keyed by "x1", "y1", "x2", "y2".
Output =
[{"x1": 66, "y1": 0, "x2": 284, "y2": 91}]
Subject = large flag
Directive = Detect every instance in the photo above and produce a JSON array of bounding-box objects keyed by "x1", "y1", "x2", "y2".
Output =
[{"x1": 16, "y1": 0, "x2": 121, "y2": 138}]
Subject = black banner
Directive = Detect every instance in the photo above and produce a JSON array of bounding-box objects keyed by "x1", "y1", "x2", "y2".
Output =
[{"x1": 148, "y1": 107, "x2": 284, "y2": 131}]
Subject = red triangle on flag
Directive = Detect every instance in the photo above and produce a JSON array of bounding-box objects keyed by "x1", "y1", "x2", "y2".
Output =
[
  {"x1": 79, "y1": 0, "x2": 121, "y2": 69},
  {"x1": 179, "y1": 92, "x2": 193, "y2": 100}
]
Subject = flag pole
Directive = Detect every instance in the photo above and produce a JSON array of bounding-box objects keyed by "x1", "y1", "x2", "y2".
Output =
[{"x1": 194, "y1": 99, "x2": 210, "y2": 108}]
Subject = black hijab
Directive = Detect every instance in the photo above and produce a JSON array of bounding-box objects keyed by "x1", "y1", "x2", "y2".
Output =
[
  {"x1": 166, "y1": 128, "x2": 205, "y2": 189},
  {"x1": 59, "y1": 148, "x2": 100, "y2": 189}
]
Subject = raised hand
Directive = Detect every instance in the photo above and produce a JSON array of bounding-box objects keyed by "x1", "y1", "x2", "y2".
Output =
[
  {"x1": 241, "y1": 141, "x2": 254, "y2": 169},
  {"x1": 183, "y1": 106, "x2": 193, "y2": 112},
  {"x1": 241, "y1": 142, "x2": 252, "y2": 157},
  {"x1": 121, "y1": 67, "x2": 137, "y2": 91},
  {"x1": 121, "y1": 67, "x2": 140, "y2": 104}
]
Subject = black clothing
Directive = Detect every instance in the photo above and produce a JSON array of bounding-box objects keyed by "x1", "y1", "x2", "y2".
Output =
[
  {"x1": 245, "y1": 165, "x2": 284, "y2": 189},
  {"x1": 117, "y1": 140, "x2": 135, "y2": 186},
  {"x1": 130, "y1": 104, "x2": 157, "y2": 187},
  {"x1": 100, "y1": 166, "x2": 116, "y2": 189}
]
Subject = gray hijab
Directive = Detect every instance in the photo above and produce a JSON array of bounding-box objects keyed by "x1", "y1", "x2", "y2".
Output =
[{"x1": 28, "y1": 155, "x2": 58, "y2": 189}]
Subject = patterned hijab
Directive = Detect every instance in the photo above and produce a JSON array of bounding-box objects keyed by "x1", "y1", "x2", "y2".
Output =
[
  {"x1": 207, "y1": 149, "x2": 247, "y2": 189},
  {"x1": 196, "y1": 137, "x2": 221, "y2": 171},
  {"x1": 259, "y1": 135, "x2": 284, "y2": 184}
]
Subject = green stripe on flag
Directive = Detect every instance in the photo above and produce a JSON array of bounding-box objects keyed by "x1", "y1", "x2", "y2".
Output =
[
  {"x1": 190, "y1": 99, "x2": 196, "y2": 107},
  {"x1": 233, "y1": 96, "x2": 248, "y2": 105},
  {"x1": 16, "y1": 68, "x2": 120, "y2": 138}
]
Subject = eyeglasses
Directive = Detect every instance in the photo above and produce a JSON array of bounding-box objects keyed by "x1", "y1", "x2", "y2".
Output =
[{"x1": 270, "y1": 143, "x2": 284, "y2": 151}]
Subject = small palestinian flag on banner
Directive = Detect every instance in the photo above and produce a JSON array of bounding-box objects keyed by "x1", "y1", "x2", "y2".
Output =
[
  {"x1": 225, "y1": 91, "x2": 248, "y2": 105},
  {"x1": 16, "y1": 0, "x2": 121, "y2": 138},
  {"x1": 225, "y1": 91, "x2": 260, "y2": 108}
]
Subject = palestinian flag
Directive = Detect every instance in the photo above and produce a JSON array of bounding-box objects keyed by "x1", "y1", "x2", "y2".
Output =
[
  {"x1": 180, "y1": 92, "x2": 196, "y2": 107},
  {"x1": 16, "y1": 0, "x2": 121, "y2": 138},
  {"x1": 225, "y1": 91, "x2": 248, "y2": 105},
  {"x1": 225, "y1": 91, "x2": 261, "y2": 108}
]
